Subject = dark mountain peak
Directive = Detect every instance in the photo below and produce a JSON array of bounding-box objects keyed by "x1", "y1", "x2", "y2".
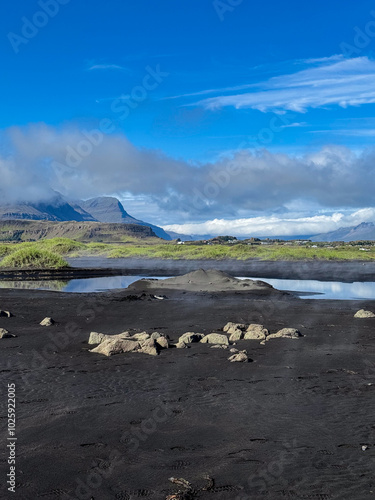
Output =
[
  {"x1": 80, "y1": 196, "x2": 171, "y2": 240},
  {"x1": 0, "y1": 193, "x2": 171, "y2": 240},
  {"x1": 80, "y1": 197, "x2": 136, "y2": 223}
]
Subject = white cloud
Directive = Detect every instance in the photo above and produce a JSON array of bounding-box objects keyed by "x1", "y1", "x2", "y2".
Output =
[
  {"x1": 86, "y1": 63, "x2": 130, "y2": 72},
  {"x1": 2, "y1": 124, "x2": 375, "y2": 225},
  {"x1": 311, "y1": 128, "x2": 375, "y2": 137},
  {"x1": 163, "y1": 209, "x2": 375, "y2": 237},
  {"x1": 280, "y1": 122, "x2": 307, "y2": 129},
  {"x1": 198, "y1": 56, "x2": 375, "y2": 113}
]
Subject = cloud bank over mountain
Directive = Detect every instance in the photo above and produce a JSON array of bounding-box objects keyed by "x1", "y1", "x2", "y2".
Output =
[{"x1": 0, "y1": 123, "x2": 374, "y2": 236}]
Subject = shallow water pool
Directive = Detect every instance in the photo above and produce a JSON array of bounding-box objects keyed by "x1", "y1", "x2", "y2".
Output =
[{"x1": 0, "y1": 274, "x2": 375, "y2": 300}]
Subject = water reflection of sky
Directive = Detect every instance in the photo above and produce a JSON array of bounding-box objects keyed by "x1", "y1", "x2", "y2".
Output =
[
  {"x1": 0, "y1": 275, "x2": 374, "y2": 300},
  {"x1": 242, "y1": 277, "x2": 375, "y2": 300}
]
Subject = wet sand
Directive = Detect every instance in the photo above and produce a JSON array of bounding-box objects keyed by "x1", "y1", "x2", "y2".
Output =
[{"x1": 0, "y1": 268, "x2": 375, "y2": 499}]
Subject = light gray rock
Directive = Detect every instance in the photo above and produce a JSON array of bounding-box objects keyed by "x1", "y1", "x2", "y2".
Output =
[
  {"x1": 228, "y1": 351, "x2": 248, "y2": 362},
  {"x1": 131, "y1": 332, "x2": 150, "y2": 341},
  {"x1": 223, "y1": 322, "x2": 246, "y2": 334},
  {"x1": 244, "y1": 324, "x2": 269, "y2": 340},
  {"x1": 267, "y1": 328, "x2": 302, "y2": 340},
  {"x1": 175, "y1": 341, "x2": 188, "y2": 349},
  {"x1": 0, "y1": 328, "x2": 16, "y2": 339},
  {"x1": 138, "y1": 338, "x2": 160, "y2": 356},
  {"x1": 230, "y1": 348, "x2": 239, "y2": 353},
  {"x1": 201, "y1": 333, "x2": 229, "y2": 345},
  {"x1": 354, "y1": 309, "x2": 375, "y2": 318},
  {"x1": 150, "y1": 332, "x2": 162, "y2": 340},
  {"x1": 90, "y1": 339, "x2": 139, "y2": 356},
  {"x1": 118, "y1": 331, "x2": 131, "y2": 337},
  {"x1": 229, "y1": 330, "x2": 243, "y2": 342},
  {"x1": 0, "y1": 310, "x2": 12, "y2": 318},
  {"x1": 88, "y1": 331, "x2": 130, "y2": 345},
  {"x1": 210, "y1": 344, "x2": 228, "y2": 349},
  {"x1": 178, "y1": 332, "x2": 204, "y2": 344},
  {"x1": 88, "y1": 332, "x2": 107, "y2": 344},
  {"x1": 156, "y1": 336, "x2": 169, "y2": 349},
  {"x1": 40, "y1": 317, "x2": 55, "y2": 326}
]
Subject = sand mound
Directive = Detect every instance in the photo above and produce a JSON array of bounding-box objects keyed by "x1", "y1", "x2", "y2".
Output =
[{"x1": 129, "y1": 268, "x2": 275, "y2": 292}]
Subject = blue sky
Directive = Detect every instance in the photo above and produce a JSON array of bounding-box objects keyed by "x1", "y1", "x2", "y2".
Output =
[{"x1": 1, "y1": 0, "x2": 375, "y2": 235}]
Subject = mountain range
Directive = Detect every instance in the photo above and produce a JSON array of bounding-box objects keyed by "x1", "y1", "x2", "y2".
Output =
[
  {"x1": 310, "y1": 222, "x2": 375, "y2": 242},
  {"x1": 0, "y1": 193, "x2": 171, "y2": 240}
]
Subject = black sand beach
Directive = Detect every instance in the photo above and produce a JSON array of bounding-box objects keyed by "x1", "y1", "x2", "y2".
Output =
[{"x1": 1, "y1": 263, "x2": 375, "y2": 499}]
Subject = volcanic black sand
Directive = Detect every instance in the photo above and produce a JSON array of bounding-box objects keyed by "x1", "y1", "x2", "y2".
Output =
[{"x1": 1, "y1": 265, "x2": 375, "y2": 499}]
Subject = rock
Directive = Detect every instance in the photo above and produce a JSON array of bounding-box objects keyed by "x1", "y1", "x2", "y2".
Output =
[
  {"x1": 40, "y1": 317, "x2": 55, "y2": 326},
  {"x1": 267, "y1": 328, "x2": 302, "y2": 340},
  {"x1": 362, "y1": 445, "x2": 369, "y2": 451},
  {"x1": 244, "y1": 324, "x2": 269, "y2": 340},
  {"x1": 88, "y1": 332, "x2": 107, "y2": 344},
  {"x1": 138, "y1": 338, "x2": 160, "y2": 356},
  {"x1": 230, "y1": 348, "x2": 239, "y2": 353},
  {"x1": 150, "y1": 332, "x2": 162, "y2": 340},
  {"x1": 200, "y1": 333, "x2": 229, "y2": 345},
  {"x1": 178, "y1": 332, "x2": 204, "y2": 344},
  {"x1": 229, "y1": 331, "x2": 243, "y2": 342},
  {"x1": 210, "y1": 344, "x2": 227, "y2": 349},
  {"x1": 88, "y1": 331, "x2": 130, "y2": 344},
  {"x1": 228, "y1": 350, "x2": 248, "y2": 362},
  {"x1": 90, "y1": 339, "x2": 139, "y2": 356},
  {"x1": 223, "y1": 322, "x2": 246, "y2": 334},
  {"x1": 354, "y1": 309, "x2": 375, "y2": 318},
  {"x1": 156, "y1": 336, "x2": 169, "y2": 349},
  {"x1": 0, "y1": 310, "x2": 12, "y2": 317},
  {"x1": 175, "y1": 341, "x2": 188, "y2": 349},
  {"x1": 130, "y1": 332, "x2": 150, "y2": 341},
  {"x1": 118, "y1": 331, "x2": 131, "y2": 337},
  {"x1": 0, "y1": 328, "x2": 16, "y2": 339}
]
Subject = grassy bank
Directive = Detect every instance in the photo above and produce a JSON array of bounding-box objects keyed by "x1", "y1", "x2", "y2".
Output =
[
  {"x1": 0, "y1": 247, "x2": 69, "y2": 269},
  {"x1": 0, "y1": 237, "x2": 375, "y2": 266}
]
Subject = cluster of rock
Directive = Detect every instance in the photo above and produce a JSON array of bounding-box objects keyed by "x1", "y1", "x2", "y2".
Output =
[
  {"x1": 222, "y1": 322, "x2": 302, "y2": 344},
  {"x1": 0, "y1": 312, "x2": 57, "y2": 339},
  {"x1": 354, "y1": 309, "x2": 375, "y2": 319},
  {"x1": 88, "y1": 320, "x2": 303, "y2": 361},
  {"x1": 89, "y1": 331, "x2": 170, "y2": 357}
]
